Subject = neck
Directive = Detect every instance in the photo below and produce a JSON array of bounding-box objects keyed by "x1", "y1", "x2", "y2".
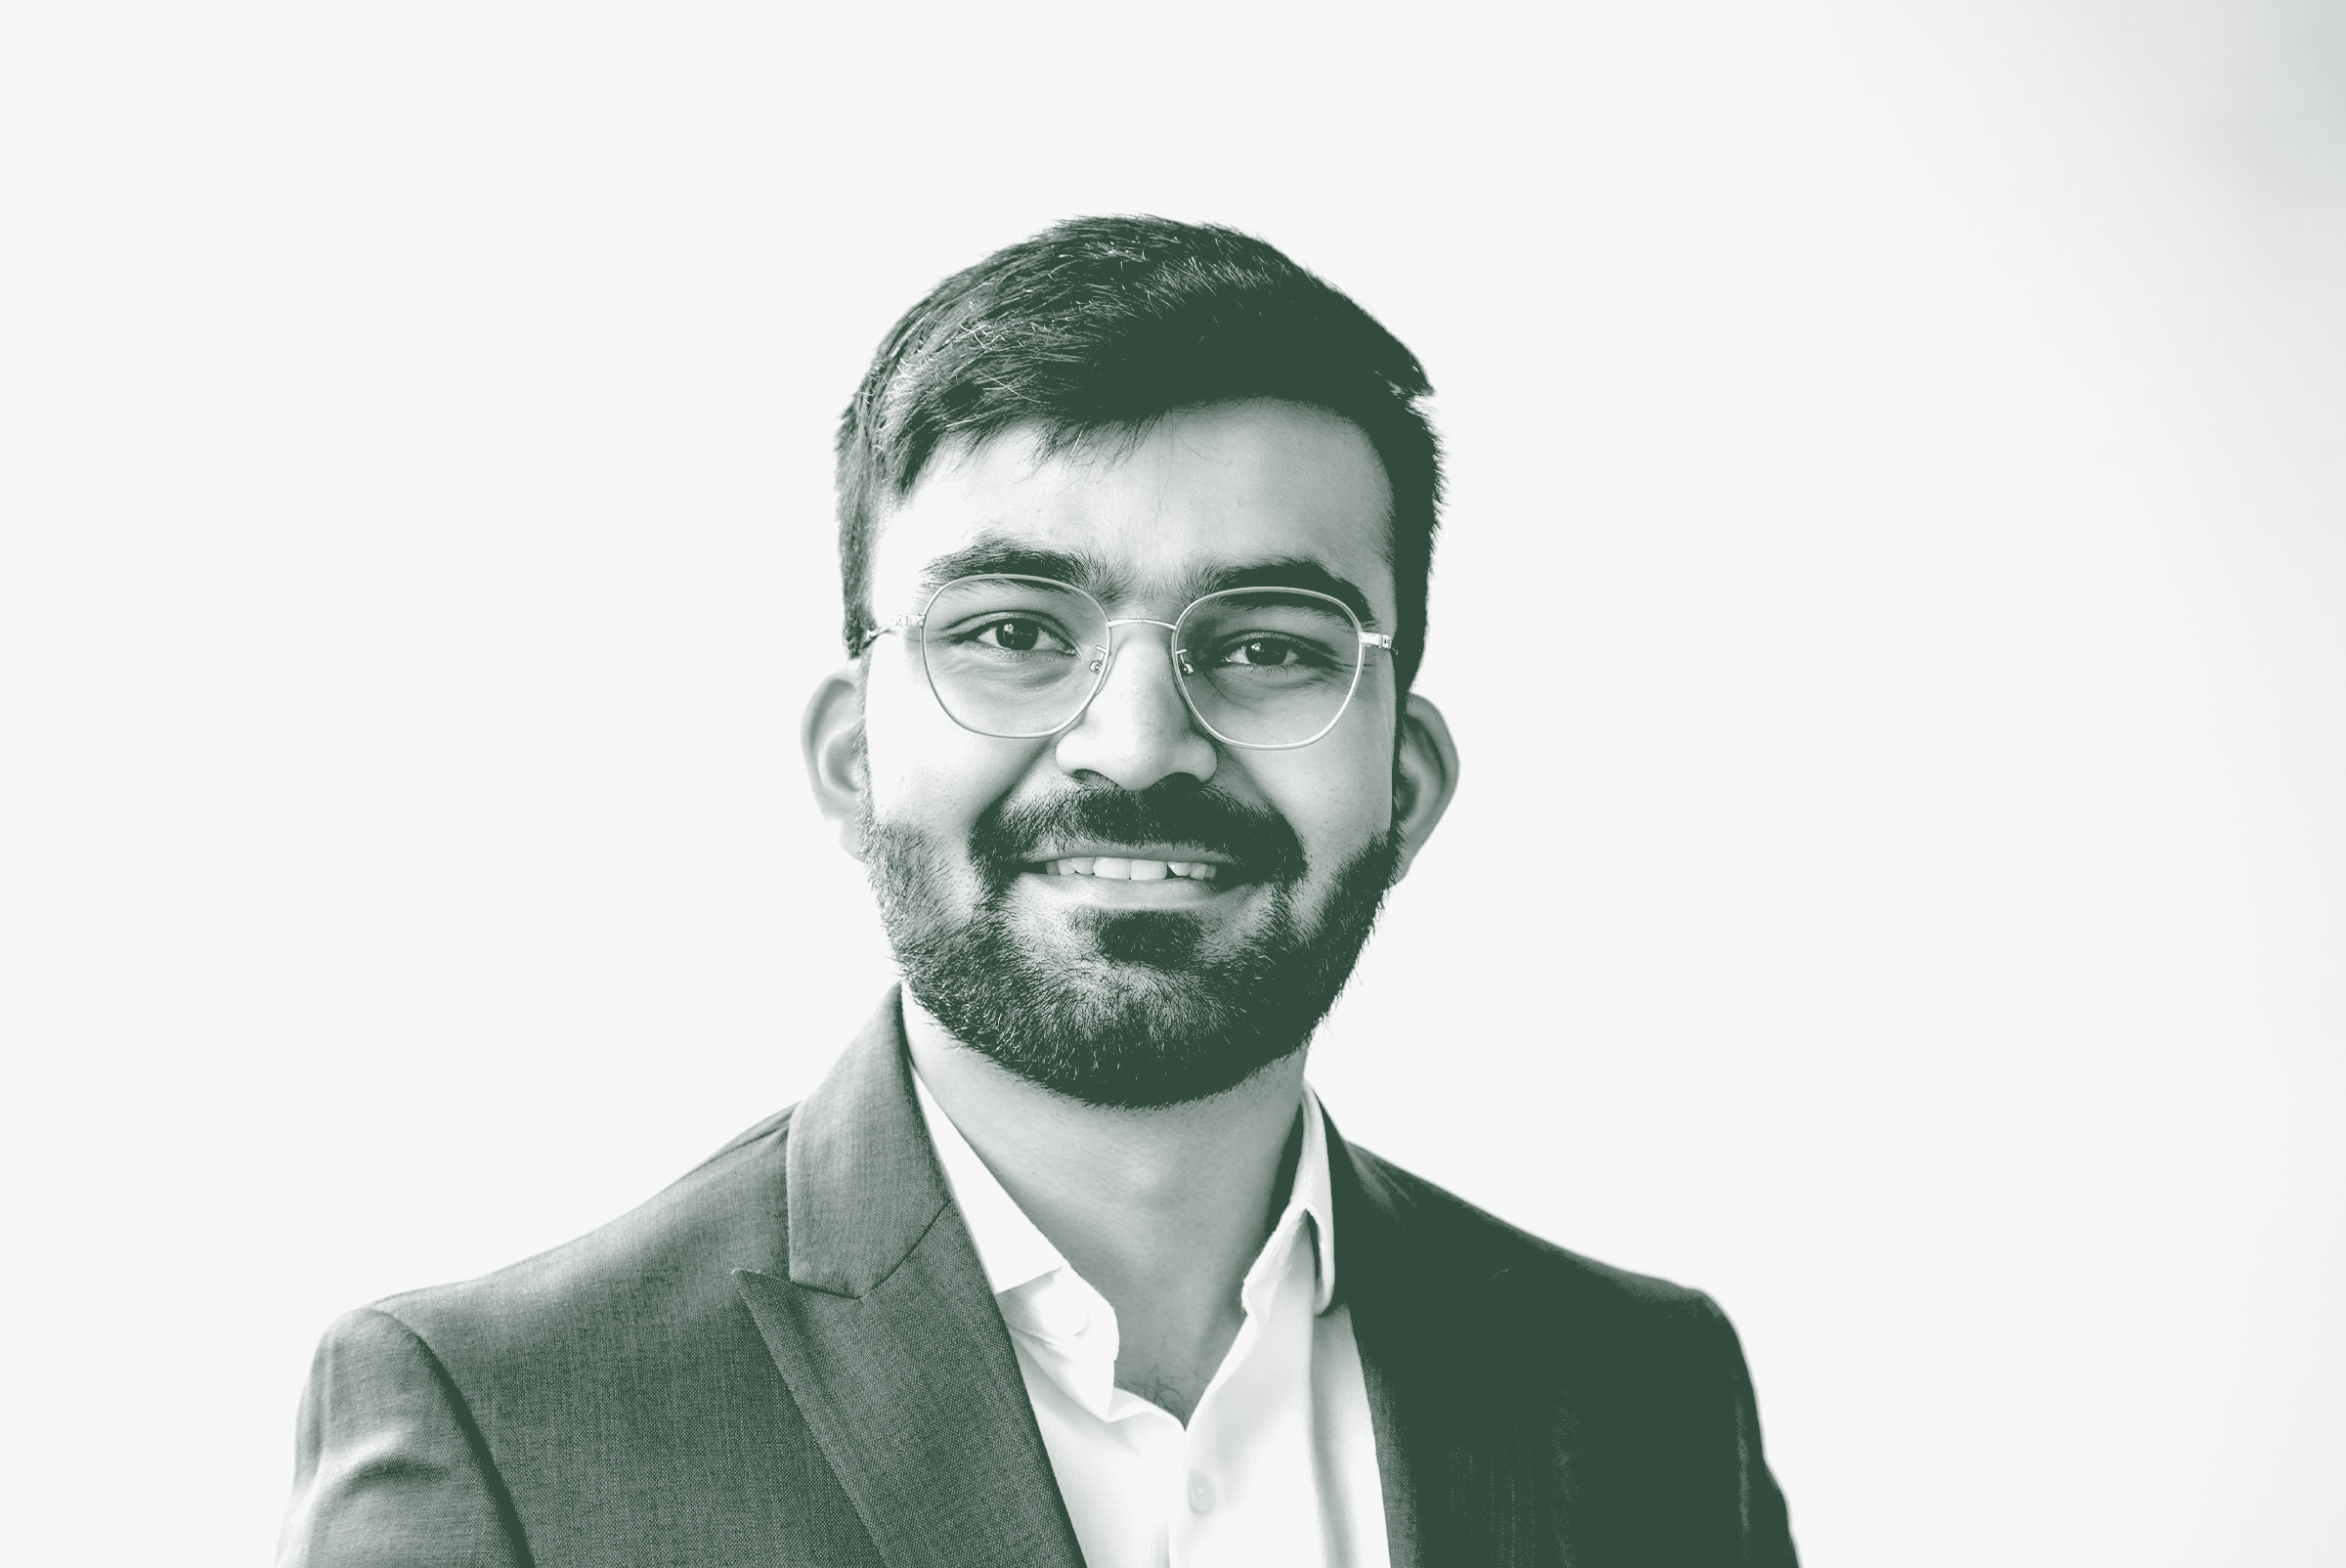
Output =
[{"x1": 902, "y1": 988, "x2": 1307, "y2": 1421}]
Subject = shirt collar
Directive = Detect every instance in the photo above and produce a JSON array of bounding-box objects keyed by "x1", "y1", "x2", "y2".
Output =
[{"x1": 911, "y1": 1070, "x2": 1339, "y2": 1315}]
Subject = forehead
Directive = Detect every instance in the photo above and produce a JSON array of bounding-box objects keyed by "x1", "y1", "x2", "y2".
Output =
[{"x1": 867, "y1": 400, "x2": 1398, "y2": 623}]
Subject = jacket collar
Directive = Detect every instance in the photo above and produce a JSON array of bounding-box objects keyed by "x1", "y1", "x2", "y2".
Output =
[
  {"x1": 780, "y1": 988, "x2": 952, "y2": 1297},
  {"x1": 1327, "y1": 1111, "x2": 1546, "y2": 1568},
  {"x1": 733, "y1": 989, "x2": 1088, "y2": 1568}
]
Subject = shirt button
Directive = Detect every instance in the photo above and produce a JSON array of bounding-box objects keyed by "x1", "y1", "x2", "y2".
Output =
[{"x1": 1187, "y1": 1472, "x2": 1214, "y2": 1513}]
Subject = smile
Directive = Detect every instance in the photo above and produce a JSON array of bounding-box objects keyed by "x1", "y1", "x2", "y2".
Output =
[
  {"x1": 1040, "y1": 857, "x2": 1220, "y2": 882},
  {"x1": 1017, "y1": 842, "x2": 1251, "y2": 904}
]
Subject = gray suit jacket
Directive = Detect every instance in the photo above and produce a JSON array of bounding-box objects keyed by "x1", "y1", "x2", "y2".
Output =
[{"x1": 281, "y1": 994, "x2": 1797, "y2": 1566}]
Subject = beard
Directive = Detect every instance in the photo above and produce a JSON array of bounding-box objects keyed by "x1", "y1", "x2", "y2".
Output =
[{"x1": 861, "y1": 775, "x2": 1400, "y2": 1109}]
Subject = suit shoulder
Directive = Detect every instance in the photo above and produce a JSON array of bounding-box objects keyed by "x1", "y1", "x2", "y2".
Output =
[
  {"x1": 366, "y1": 1105, "x2": 799, "y2": 1355},
  {"x1": 1345, "y1": 1141, "x2": 1719, "y2": 1322}
]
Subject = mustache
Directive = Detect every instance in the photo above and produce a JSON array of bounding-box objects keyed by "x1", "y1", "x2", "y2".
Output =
[{"x1": 968, "y1": 777, "x2": 1308, "y2": 890}]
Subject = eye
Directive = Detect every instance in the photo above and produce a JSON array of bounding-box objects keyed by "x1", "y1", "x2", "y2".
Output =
[
  {"x1": 1215, "y1": 636, "x2": 1316, "y2": 668},
  {"x1": 971, "y1": 617, "x2": 1069, "y2": 654}
]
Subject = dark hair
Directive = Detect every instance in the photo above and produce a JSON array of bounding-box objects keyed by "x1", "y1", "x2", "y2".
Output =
[{"x1": 835, "y1": 215, "x2": 1443, "y2": 692}]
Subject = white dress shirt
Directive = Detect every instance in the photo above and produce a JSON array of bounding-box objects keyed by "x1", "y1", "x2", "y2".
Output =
[{"x1": 912, "y1": 1072, "x2": 1390, "y2": 1568}]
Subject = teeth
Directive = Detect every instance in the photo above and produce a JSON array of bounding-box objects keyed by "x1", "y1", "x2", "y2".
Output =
[{"x1": 1043, "y1": 857, "x2": 1223, "y2": 881}]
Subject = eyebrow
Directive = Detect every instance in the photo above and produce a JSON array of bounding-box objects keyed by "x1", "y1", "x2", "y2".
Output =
[
  {"x1": 1193, "y1": 558, "x2": 1379, "y2": 627},
  {"x1": 914, "y1": 540, "x2": 1103, "y2": 599},
  {"x1": 912, "y1": 538, "x2": 1384, "y2": 629}
]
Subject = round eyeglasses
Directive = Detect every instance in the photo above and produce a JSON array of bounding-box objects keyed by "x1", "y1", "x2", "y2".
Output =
[{"x1": 859, "y1": 574, "x2": 1396, "y2": 750}]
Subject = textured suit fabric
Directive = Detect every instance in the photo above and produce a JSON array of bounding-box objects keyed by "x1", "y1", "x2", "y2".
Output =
[{"x1": 281, "y1": 993, "x2": 1798, "y2": 1567}]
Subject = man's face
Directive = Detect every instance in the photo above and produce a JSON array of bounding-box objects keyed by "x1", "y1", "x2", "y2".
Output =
[{"x1": 851, "y1": 400, "x2": 1410, "y2": 1107}]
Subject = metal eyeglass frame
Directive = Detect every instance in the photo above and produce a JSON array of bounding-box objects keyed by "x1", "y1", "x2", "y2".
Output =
[{"x1": 856, "y1": 573, "x2": 1396, "y2": 751}]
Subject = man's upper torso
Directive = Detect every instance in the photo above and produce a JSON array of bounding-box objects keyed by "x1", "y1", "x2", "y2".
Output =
[{"x1": 280, "y1": 995, "x2": 1796, "y2": 1567}]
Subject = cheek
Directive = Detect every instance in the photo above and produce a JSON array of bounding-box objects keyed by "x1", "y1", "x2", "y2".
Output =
[
  {"x1": 1299, "y1": 681, "x2": 1401, "y2": 834},
  {"x1": 861, "y1": 655, "x2": 1036, "y2": 828},
  {"x1": 1251, "y1": 736, "x2": 1395, "y2": 870}
]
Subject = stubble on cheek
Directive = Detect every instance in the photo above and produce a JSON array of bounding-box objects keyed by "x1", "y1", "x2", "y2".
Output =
[{"x1": 859, "y1": 800, "x2": 969, "y2": 952}]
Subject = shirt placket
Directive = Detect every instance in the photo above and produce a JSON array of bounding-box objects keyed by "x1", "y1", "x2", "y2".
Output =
[{"x1": 1166, "y1": 1218, "x2": 1325, "y2": 1568}]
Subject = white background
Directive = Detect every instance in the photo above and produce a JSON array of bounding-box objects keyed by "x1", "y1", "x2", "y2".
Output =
[{"x1": 5, "y1": 3, "x2": 2341, "y2": 1563}]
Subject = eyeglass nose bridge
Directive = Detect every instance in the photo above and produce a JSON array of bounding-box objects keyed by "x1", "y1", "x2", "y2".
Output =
[
  {"x1": 1085, "y1": 616, "x2": 1184, "y2": 678},
  {"x1": 1070, "y1": 615, "x2": 1219, "y2": 744}
]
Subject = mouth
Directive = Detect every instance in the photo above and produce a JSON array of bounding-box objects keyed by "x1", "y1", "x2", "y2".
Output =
[
  {"x1": 1025, "y1": 842, "x2": 1240, "y2": 879},
  {"x1": 1018, "y1": 843, "x2": 1251, "y2": 901},
  {"x1": 1037, "y1": 856, "x2": 1224, "y2": 882}
]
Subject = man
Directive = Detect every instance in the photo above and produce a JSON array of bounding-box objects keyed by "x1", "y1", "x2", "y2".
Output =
[{"x1": 281, "y1": 216, "x2": 1799, "y2": 1567}]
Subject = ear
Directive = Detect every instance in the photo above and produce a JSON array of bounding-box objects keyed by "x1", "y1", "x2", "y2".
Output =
[
  {"x1": 802, "y1": 663, "x2": 870, "y2": 860},
  {"x1": 1389, "y1": 691, "x2": 1459, "y2": 883}
]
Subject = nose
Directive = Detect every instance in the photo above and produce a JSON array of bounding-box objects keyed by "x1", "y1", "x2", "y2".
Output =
[{"x1": 1053, "y1": 620, "x2": 1220, "y2": 791}]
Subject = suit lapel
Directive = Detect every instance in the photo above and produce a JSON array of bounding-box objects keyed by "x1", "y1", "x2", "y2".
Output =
[
  {"x1": 1330, "y1": 1114, "x2": 1546, "y2": 1568},
  {"x1": 734, "y1": 993, "x2": 1085, "y2": 1568}
]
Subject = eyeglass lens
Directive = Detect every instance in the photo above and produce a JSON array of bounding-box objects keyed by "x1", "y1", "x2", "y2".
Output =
[{"x1": 916, "y1": 576, "x2": 1368, "y2": 747}]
